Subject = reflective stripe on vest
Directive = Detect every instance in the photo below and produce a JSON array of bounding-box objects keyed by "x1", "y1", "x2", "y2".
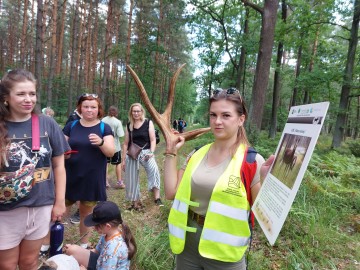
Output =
[
  {"x1": 168, "y1": 224, "x2": 185, "y2": 239},
  {"x1": 208, "y1": 201, "x2": 249, "y2": 222},
  {"x1": 172, "y1": 199, "x2": 187, "y2": 213},
  {"x1": 202, "y1": 228, "x2": 249, "y2": 247}
]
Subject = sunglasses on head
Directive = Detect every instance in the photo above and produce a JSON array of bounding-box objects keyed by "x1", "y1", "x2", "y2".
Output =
[
  {"x1": 212, "y1": 87, "x2": 240, "y2": 97},
  {"x1": 81, "y1": 93, "x2": 98, "y2": 98}
]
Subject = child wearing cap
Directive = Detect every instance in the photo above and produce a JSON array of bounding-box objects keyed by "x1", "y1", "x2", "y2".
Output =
[{"x1": 64, "y1": 201, "x2": 136, "y2": 270}]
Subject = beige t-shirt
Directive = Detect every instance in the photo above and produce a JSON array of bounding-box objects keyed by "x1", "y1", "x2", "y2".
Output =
[{"x1": 186, "y1": 153, "x2": 264, "y2": 216}]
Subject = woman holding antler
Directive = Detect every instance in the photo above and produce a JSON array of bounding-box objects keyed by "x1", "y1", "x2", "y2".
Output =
[
  {"x1": 122, "y1": 103, "x2": 163, "y2": 210},
  {"x1": 163, "y1": 88, "x2": 274, "y2": 269}
]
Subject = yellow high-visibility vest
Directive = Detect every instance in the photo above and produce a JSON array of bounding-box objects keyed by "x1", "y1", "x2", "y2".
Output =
[{"x1": 168, "y1": 143, "x2": 251, "y2": 262}]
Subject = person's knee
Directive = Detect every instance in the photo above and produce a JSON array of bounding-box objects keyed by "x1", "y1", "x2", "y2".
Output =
[
  {"x1": 0, "y1": 260, "x2": 18, "y2": 270},
  {"x1": 18, "y1": 255, "x2": 38, "y2": 270},
  {"x1": 0, "y1": 247, "x2": 19, "y2": 270}
]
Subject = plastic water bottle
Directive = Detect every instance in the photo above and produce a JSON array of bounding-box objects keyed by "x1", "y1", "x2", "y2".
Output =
[{"x1": 49, "y1": 221, "x2": 64, "y2": 257}]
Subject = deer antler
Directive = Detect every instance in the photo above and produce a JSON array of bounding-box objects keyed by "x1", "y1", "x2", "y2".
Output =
[{"x1": 126, "y1": 64, "x2": 211, "y2": 149}]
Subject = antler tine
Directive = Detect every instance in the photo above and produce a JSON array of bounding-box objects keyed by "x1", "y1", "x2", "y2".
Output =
[
  {"x1": 163, "y1": 63, "x2": 187, "y2": 120},
  {"x1": 127, "y1": 64, "x2": 210, "y2": 149},
  {"x1": 180, "y1": 127, "x2": 211, "y2": 141},
  {"x1": 126, "y1": 65, "x2": 161, "y2": 121},
  {"x1": 127, "y1": 64, "x2": 174, "y2": 143}
]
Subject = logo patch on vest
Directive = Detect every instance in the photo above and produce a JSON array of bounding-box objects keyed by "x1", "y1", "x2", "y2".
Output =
[
  {"x1": 222, "y1": 175, "x2": 243, "y2": 197},
  {"x1": 228, "y1": 175, "x2": 240, "y2": 188}
]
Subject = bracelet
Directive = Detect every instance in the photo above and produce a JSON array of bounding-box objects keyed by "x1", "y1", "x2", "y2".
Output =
[
  {"x1": 98, "y1": 139, "x2": 104, "y2": 146},
  {"x1": 164, "y1": 153, "x2": 176, "y2": 157}
]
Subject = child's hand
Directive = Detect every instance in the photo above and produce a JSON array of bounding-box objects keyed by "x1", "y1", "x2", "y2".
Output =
[{"x1": 63, "y1": 244, "x2": 76, "y2": 255}]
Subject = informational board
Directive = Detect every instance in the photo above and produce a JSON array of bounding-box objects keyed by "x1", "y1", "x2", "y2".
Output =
[{"x1": 253, "y1": 102, "x2": 330, "y2": 245}]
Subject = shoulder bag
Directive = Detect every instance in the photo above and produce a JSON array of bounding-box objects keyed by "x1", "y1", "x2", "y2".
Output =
[{"x1": 127, "y1": 124, "x2": 147, "y2": 160}]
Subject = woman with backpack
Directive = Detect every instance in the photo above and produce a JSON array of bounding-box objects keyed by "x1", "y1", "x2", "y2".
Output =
[
  {"x1": 163, "y1": 88, "x2": 274, "y2": 269},
  {"x1": 62, "y1": 94, "x2": 114, "y2": 249}
]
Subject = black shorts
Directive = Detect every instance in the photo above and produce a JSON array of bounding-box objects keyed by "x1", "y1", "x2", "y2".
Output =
[
  {"x1": 107, "y1": 151, "x2": 122, "y2": 165},
  {"x1": 87, "y1": 251, "x2": 100, "y2": 270}
]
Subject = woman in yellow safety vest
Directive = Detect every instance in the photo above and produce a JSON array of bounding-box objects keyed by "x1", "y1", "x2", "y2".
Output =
[{"x1": 164, "y1": 88, "x2": 274, "y2": 269}]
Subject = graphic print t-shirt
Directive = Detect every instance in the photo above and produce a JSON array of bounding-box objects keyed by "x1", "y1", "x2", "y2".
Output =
[{"x1": 0, "y1": 115, "x2": 70, "y2": 211}]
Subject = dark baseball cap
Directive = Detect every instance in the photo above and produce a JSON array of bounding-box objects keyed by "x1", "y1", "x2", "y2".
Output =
[{"x1": 84, "y1": 201, "x2": 122, "y2": 227}]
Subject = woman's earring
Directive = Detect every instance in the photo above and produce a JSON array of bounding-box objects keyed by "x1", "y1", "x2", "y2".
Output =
[{"x1": 4, "y1": 101, "x2": 8, "y2": 106}]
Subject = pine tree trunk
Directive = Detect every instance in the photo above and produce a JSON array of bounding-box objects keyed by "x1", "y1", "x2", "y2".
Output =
[
  {"x1": 102, "y1": 0, "x2": 114, "y2": 101},
  {"x1": 91, "y1": 0, "x2": 99, "y2": 91},
  {"x1": 46, "y1": 0, "x2": 58, "y2": 107},
  {"x1": 56, "y1": 0, "x2": 67, "y2": 75},
  {"x1": 75, "y1": 3, "x2": 84, "y2": 93},
  {"x1": 76, "y1": 2, "x2": 86, "y2": 95},
  {"x1": 125, "y1": 0, "x2": 134, "y2": 111},
  {"x1": 29, "y1": 0, "x2": 36, "y2": 72},
  {"x1": 20, "y1": 0, "x2": 29, "y2": 67},
  {"x1": 35, "y1": 0, "x2": 44, "y2": 107},
  {"x1": 84, "y1": 0, "x2": 92, "y2": 88},
  {"x1": 68, "y1": 0, "x2": 80, "y2": 115}
]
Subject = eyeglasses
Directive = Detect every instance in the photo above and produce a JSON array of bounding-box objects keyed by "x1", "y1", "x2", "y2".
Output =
[
  {"x1": 81, "y1": 93, "x2": 98, "y2": 98},
  {"x1": 132, "y1": 110, "x2": 142, "y2": 114},
  {"x1": 212, "y1": 87, "x2": 240, "y2": 97}
]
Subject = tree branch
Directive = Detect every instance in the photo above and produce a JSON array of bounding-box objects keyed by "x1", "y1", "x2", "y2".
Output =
[{"x1": 241, "y1": 0, "x2": 263, "y2": 14}]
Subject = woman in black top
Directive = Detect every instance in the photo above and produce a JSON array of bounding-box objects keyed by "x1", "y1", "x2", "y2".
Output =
[{"x1": 122, "y1": 103, "x2": 163, "y2": 210}]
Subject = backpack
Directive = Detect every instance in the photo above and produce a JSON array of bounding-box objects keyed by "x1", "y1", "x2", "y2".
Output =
[
  {"x1": 70, "y1": 120, "x2": 105, "y2": 136},
  {"x1": 241, "y1": 147, "x2": 258, "y2": 228},
  {"x1": 178, "y1": 120, "x2": 184, "y2": 128}
]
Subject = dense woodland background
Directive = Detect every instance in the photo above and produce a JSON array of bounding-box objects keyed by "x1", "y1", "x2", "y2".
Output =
[
  {"x1": 1, "y1": 1, "x2": 359, "y2": 269},
  {"x1": 0, "y1": 0, "x2": 359, "y2": 148}
]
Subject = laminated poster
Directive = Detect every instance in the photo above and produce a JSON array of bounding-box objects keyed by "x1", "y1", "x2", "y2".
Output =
[{"x1": 252, "y1": 102, "x2": 330, "y2": 245}]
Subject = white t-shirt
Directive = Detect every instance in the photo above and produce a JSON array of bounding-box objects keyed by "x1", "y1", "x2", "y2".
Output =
[{"x1": 102, "y1": 116, "x2": 124, "y2": 151}]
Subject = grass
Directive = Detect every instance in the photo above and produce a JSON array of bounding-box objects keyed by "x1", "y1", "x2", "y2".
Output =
[{"x1": 63, "y1": 129, "x2": 360, "y2": 270}]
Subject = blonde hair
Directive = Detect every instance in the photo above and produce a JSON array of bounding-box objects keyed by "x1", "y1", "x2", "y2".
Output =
[
  {"x1": 128, "y1": 103, "x2": 146, "y2": 129},
  {"x1": 45, "y1": 107, "x2": 54, "y2": 117}
]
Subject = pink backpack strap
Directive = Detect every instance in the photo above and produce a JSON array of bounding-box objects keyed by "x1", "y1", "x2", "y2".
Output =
[{"x1": 31, "y1": 113, "x2": 40, "y2": 151}]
